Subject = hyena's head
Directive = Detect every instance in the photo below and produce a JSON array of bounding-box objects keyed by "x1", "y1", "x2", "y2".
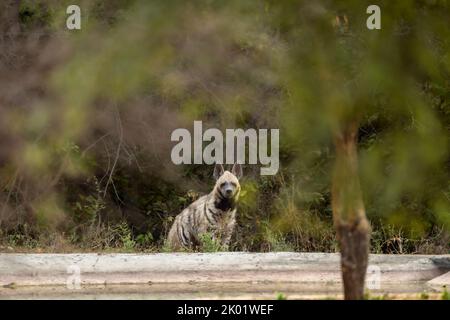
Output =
[{"x1": 213, "y1": 164, "x2": 242, "y2": 200}]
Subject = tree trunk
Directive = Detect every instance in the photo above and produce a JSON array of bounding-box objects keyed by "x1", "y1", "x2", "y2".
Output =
[{"x1": 332, "y1": 122, "x2": 370, "y2": 300}]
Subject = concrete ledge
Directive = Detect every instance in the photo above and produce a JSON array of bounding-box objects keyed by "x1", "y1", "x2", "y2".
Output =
[
  {"x1": 1, "y1": 252, "x2": 449, "y2": 287},
  {"x1": 427, "y1": 271, "x2": 450, "y2": 291}
]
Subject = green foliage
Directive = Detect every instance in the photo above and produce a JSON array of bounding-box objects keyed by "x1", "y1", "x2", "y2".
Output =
[
  {"x1": 262, "y1": 223, "x2": 294, "y2": 252},
  {"x1": 73, "y1": 177, "x2": 105, "y2": 225},
  {"x1": 135, "y1": 232, "x2": 154, "y2": 248},
  {"x1": 4, "y1": 232, "x2": 38, "y2": 249},
  {"x1": 276, "y1": 292, "x2": 287, "y2": 300},
  {"x1": 442, "y1": 286, "x2": 449, "y2": 300},
  {"x1": 199, "y1": 232, "x2": 223, "y2": 253},
  {"x1": 19, "y1": 0, "x2": 53, "y2": 28},
  {"x1": 112, "y1": 222, "x2": 136, "y2": 251},
  {"x1": 420, "y1": 292, "x2": 429, "y2": 300},
  {"x1": 160, "y1": 240, "x2": 173, "y2": 253},
  {"x1": 364, "y1": 291, "x2": 388, "y2": 300}
]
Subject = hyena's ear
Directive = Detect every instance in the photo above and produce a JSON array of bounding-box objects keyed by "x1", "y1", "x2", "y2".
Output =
[
  {"x1": 231, "y1": 163, "x2": 243, "y2": 179},
  {"x1": 213, "y1": 164, "x2": 224, "y2": 180}
]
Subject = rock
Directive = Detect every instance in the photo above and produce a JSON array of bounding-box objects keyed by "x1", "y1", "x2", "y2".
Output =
[{"x1": 427, "y1": 271, "x2": 450, "y2": 291}]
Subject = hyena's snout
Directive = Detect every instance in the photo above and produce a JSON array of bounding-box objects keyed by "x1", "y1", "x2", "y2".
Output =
[{"x1": 221, "y1": 181, "x2": 238, "y2": 198}]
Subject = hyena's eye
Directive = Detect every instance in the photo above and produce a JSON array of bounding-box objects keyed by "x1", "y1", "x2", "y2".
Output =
[
  {"x1": 231, "y1": 182, "x2": 237, "y2": 187},
  {"x1": 220, "y1": 183, "x2": 226, "y2": 187}
]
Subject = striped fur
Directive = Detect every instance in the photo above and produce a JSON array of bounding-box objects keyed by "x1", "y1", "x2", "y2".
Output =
[{"x1": 167, "y1": 164, "x2": 242, "y2": 251}]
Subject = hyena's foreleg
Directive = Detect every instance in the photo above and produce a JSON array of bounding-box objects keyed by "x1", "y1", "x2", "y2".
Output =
[{"x1": 220, "y1": 218, "x2": 236, "y2": 250}]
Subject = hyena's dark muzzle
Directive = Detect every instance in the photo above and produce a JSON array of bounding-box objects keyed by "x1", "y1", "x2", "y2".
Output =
[{"x1": 219, "y1": 181, "x2": 238, "y2": 198}]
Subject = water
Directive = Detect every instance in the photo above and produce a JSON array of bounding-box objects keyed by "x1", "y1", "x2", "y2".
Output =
[{"x1": 0, "y1": 281, "x2": 431, "y2": 300}]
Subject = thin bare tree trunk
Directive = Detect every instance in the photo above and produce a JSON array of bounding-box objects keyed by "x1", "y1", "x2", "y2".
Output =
[{"x1": 332, "y1": 122, "x2": 370, "y2": 300}]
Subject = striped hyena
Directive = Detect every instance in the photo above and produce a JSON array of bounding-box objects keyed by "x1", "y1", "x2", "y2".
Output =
[{"x1": 167, "y1": 164, "x2": 242, "y2": 251}]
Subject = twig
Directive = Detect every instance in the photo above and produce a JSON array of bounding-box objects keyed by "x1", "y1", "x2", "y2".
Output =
[{"x1": 103, "y1": 105, "x2": 123, "y2": 198}]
